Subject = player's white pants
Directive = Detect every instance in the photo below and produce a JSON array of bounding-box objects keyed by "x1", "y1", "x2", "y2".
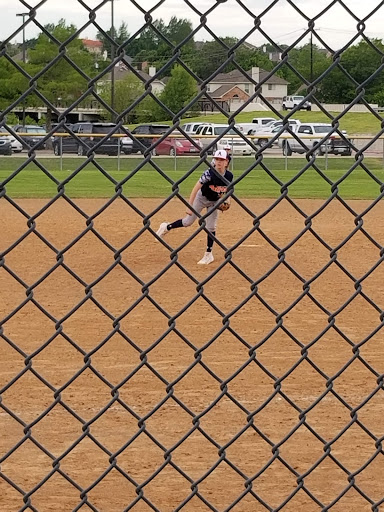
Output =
[{"x1": 182, "y1": 190, "x2": 218, "y2": 232}]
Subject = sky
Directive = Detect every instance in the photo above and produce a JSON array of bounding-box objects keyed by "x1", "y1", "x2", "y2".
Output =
[{"x1": 1, "y1": 0, "x2": 384, "y2": 51}]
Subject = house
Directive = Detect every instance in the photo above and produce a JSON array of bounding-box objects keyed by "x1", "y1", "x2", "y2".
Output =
[
  {"x1": 205, "y1": 67, "x2": 289, "y2": 112},
  {"x1": 103, "y1": 64, "x2": 166, "y2": 95},
  {"x1": 81, "y1": 39, "x2": 104, "y2": 56}
]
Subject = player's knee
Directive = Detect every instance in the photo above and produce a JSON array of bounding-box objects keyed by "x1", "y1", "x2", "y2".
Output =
[{"x1": 182, "y1": 215, "x2": 195, "y2": 227}]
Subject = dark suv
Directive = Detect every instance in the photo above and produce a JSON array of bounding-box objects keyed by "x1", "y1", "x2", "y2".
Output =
[
  {"x1": 131, "y1": 124, "x2": 169, "y2": 153},
  {"x1": 52, "y1": 122, "x2": 120, "y2": 156},
  {"x1": 13, "y1": 124, "x2": 47, "y2": 149}
]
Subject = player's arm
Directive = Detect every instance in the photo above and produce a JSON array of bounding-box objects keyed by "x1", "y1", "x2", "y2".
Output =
[{"x1": 186, "y1": 180, "x2": 202, "y2": 215}]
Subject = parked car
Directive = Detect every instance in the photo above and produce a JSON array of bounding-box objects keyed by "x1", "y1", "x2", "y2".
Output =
[
  {"x1": 180, "y1": 122, "x2": 204, "y2": 135},
  {"x1": 0, "y1": 127, "x2": 23, "y2": 152},
  {"x1": 249, "y1": 125, "x2": 297, "y2": 148},
  {"x1": 255, "y1": 119, "x2": 302, "y2": 133},
  {"x1": 0, "y1": 132, "x2": 12, "y2": 155},
  {"x1": 251, "y1": 117, "x2": 276, "y2": 127},
  {"x1": 152, "y1": 136, "x2": 202, "y2": 156},
  {"x1": 52, "y1": 122, "x2": 120, "y2": 156},
  {"x1": 13, "y1": 124, "x2": 47, "y2": 149},
  {"x1": 194, "y1": 123, "x2": 255, "y2": 155},
  {"x1": 282, "y1": 95, "x2": 312, "y2": 111},
  {"x1": 279, "y1": 123, "x2": 352, "y2": 156},
  {"x1": 130, "y1": 124, "x2": 170, "y2": 153},
  {"x1": 121, "y1": 135, "x2": 133, "y2": 154}
]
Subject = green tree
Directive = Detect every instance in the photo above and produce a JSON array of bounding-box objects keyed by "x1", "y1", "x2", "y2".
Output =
[
  {"x1": 278, "y1": 43, "x2": 331, "y2": 95},
  {"x1": 100, "y1": 72, "x2": 145, "y2": 123},
  {"x1": 159, "y1": 64, "x2": 198, "y2": 119},
  {"x1": 97, "y1": 22, "x2": 130, "y2": 58}
]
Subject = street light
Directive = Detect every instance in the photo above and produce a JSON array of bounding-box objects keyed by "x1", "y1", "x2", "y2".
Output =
[{"x1": 16, "y1": 12, "x2": 28, "y2": 126}]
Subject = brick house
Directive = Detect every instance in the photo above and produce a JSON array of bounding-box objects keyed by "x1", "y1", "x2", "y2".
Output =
[{"x1": 204, "y1": 67, "x2": 289, "y2": 112}]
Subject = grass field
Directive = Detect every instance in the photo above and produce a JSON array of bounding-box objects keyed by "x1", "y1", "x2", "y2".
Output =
[{"x1": 1, "y1": 156, "x2": 384, "y2": 200}]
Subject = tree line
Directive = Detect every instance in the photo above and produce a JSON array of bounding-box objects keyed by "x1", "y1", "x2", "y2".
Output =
[{"x1": 1, "y1": 17, "x2": 384, "y2": 125}]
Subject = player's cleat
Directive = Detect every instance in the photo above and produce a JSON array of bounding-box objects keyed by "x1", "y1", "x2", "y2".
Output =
[
  {"x1": 198, "y1": 252, "x2": 214, "y2": 265},
  {"x1": 156, "y1": 222, "x2": 169, "y2": 239}
]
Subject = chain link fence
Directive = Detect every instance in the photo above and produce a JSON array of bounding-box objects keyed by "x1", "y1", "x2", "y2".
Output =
[{"x1": 1, "y1": 1, "x2": 384, "y2": 510}]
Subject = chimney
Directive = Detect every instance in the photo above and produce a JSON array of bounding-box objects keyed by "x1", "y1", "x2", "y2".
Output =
[
  {"x1": 148, "y1": 66, "x2": 156, "y2": 77},
  {"x1": 251, "y1": 67, "x2": 260, "y2": 83}
]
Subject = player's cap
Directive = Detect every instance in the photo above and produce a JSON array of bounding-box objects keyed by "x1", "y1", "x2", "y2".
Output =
[
  {"x1": 223, "y1": 145, "x2": 231, "y2": 150},
  {"x1": 213, "y1": 149, "x2": 227, "y2": 160}
]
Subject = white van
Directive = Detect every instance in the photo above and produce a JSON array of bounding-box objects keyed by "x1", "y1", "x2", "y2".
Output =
[
  {"x1": 282, "y1": 96, "x2": 311, "y2": 111},
  {"x1": 194, "y1": 124, "x2": 255, "y2": 155},
  {"x1": 251, "y1": 117, "x2": 276, "y2": 127},
  {"x1": 237, "y1": 118, "x2": 276, "y2": 135}
]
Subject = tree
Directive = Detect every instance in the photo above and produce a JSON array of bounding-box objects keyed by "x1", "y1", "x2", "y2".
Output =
[
  {"x1": 97, "y1": 22, "x2": 130, "y2": 59},
  {"x1": 317, "y1": 39, "x2": 384, "y2": 103},
  {"x1": 159, "y1": 64, "x2": 198, "y2": 119},
  {"x1": 99, "y1": 72, "x2": 145, "y2": 123}
]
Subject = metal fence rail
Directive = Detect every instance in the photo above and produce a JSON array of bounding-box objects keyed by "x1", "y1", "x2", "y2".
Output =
[{"x1": 1, "y1": 1, "x2": 384, "y2": 511}]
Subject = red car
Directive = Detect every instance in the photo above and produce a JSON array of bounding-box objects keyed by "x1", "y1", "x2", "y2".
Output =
[{"x1": 152, "y1": 137, "x2": 202, "y2": 156}]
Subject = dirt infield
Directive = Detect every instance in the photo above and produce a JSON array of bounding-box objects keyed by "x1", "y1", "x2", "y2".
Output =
[{"x1": 1, "y1": 197, "x2": 384, "y2": 511}]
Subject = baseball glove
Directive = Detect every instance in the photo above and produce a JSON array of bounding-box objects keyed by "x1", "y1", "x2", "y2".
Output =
[{"x1": 218, "y1": 200, "x2": 230, "y2": 212}]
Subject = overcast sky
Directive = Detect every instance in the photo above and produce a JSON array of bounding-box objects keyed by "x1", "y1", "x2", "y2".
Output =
[{"x1": 2, "y1": 0, "x2": 384, "y2": 51}]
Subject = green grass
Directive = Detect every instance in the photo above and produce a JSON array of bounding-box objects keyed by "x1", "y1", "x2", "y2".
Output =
[
  {"x1": 129, "y1": 111, "x2": 384, "y2": 136},
  {"x1": 1, "y1": 156, "x2": 384, "y2": 200}
]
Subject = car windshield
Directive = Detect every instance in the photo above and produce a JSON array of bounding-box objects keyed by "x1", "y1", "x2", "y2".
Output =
[
  {"x1": 27, "y1": 127, "x2": 46, "y2": 133},
  {"x1": 213, "y1": 127, "x2": 237, "y2": 135},
  {"x1": 152, "y1": 126, "x2": 169, "y2": 134},
  {"x1": 313, "y1": 126, "x2": 332, "y2": 133},
  {"x1": 94, "y1": 126, "x2": 118, "y2": 134}
]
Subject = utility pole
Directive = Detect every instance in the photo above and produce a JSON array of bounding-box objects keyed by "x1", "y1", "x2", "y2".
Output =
[
  {"x1": 310, "y1": 32, "x2": 314, "y2": 84},
  {"x1": 111, "y1": 0, "x2": 115, "y2": 122},
  {"x1": 16, "y1": 12, "x2": 28, "y2": 126}
]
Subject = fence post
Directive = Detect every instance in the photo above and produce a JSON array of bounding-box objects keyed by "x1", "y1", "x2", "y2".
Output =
[
  {"x1": 60, "y1": 136, "x2": 63, "y2": 171},
  {"x1": 231, "y1": 137, "x2": 234, "y2": 172},
  {"x1": 118, "y1": 136, "x2": 121, "y2": 172},
  {"x1": 325, "y1": 141, "x2": 328, "y2": 171}
]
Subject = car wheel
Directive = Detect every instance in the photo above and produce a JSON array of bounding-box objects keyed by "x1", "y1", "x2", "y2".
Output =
[
  {"x1": 53, "y1": 144, "x2": 61, "y2": 156},
  {"x1": 307, "y1": 106, "x2": 312, "y2": 111},
  {"x1": 258, "y1": 139, "x2": 267, "y2": 147},
  {"x1": 169, "y1": 148, "x2": 176, "y2": 156},
  {"x1": 313, "y1": 145, "x2": 323, "y2": 156},
  {"x1": 282, "y1": 104, "x2": 287, "y2": 110},
  {"x1": 77, "y1": 145, "x2": 84, "y2": 156},
  {"x1": 283, "y1": 142, "x2": 292, "y2": 156}
]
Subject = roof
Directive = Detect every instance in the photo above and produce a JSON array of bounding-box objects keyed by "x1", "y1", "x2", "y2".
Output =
[
  {"x1": 106, "y1": 65, "x2": 164, "y2": 84},
  {"x1": 82, "y1": 39, "x2": 103, "y2": 48},
  {"x1": 210, "y1": 84, "x2": 249, "y2": 98},
  {"x1": 211, "y1": 68, "x2": 289, "y2": 85}
]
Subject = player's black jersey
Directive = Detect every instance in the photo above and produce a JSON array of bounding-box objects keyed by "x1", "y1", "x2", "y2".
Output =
[{"x1": 199, "y1": 168, "x2": 233, "y2": 202}]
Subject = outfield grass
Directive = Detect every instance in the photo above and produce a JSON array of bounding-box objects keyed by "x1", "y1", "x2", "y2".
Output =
[{"x1": 1, "y1": 156, "x2": 384, "y2": 200}]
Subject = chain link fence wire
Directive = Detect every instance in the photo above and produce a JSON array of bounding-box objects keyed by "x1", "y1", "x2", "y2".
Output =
[{"x1": 1, "y1": 1, "x2": 384, "y2": 510}]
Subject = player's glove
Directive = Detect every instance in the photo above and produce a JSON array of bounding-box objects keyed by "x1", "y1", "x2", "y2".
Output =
[{"x1": 217, "y1": 200, "x2": 230, "y2": 212}]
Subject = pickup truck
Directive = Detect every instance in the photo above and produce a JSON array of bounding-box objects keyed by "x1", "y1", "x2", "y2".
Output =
[{"x1": 279, "y1": 123, "x2": 352, "y2": 156}]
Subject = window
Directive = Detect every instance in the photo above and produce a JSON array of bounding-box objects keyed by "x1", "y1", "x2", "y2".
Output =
[
  {"x1": 244, "y1": 84, "x2": 250, "y2": 93},
  {"x1": 268, "y1": 84, "x2": 275, "y2": 90},
  {"x1": 206, "y1": 84, "x2": 211, "y2": 92}
]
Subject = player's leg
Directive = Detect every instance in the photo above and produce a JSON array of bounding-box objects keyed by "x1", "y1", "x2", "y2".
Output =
[
  {"x1": 156, "y1": 192, "x2": 204, "y2": 239},
  {"x1": 197, "y1": 206, "x2": 218, "y2": 265}
]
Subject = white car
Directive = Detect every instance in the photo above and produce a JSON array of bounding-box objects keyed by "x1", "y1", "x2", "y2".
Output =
[
  {"x1": 279, "y1": 123, "x2": 352, "y2": 156},
  {"x1": 282, "y1": 95, "x2": 311, "y2": 111},
  {"x1": 0, "y1": 127, "x2": 23, "y2": 152},
  {"x1": 250, "y1": 122, "x2": 301, "y2": 148},
  {"x1": 194, "y1": 123, "x2": 255, "y2": 155},
  {"x1": 180, "y1": 122, "x2": 204, "y2": 135}
]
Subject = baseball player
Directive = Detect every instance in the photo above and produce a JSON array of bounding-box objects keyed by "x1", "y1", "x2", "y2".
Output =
[
  {"x1": 223, "y1": 144, "x2": 232, "y2": 169},
  {"x1": 156, "y1": 149, "x2": 233, "y2": 265}
]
